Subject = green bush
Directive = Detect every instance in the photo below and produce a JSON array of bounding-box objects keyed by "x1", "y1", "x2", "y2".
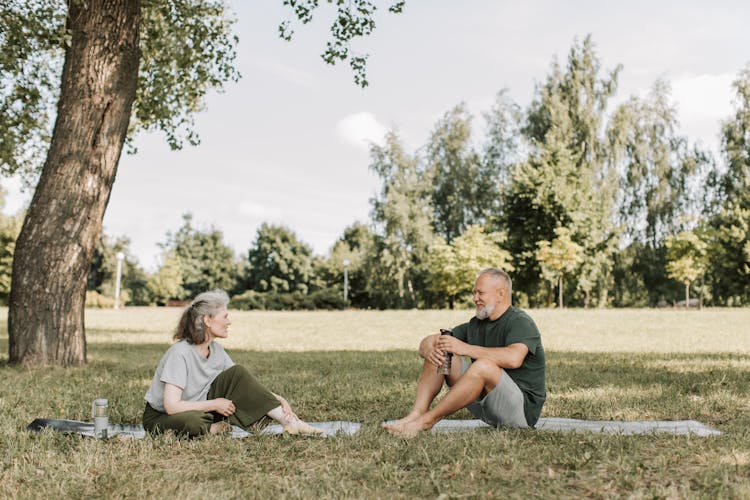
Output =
[
  {"x1": 85, "y1": 290, "x2": 115, "y2": 308},
  {"x1": 229, "y1": 290, "x2": 266, "y2": 310},
  {"x1": 229, "y1": 288, "x2": 346, "y2": 311},
  {"x1": 308, "y1": 288, "x2": 347, "y2": 310},
  {"x1": 262, "y1": 291, "x2": 307, "y2": 311}
]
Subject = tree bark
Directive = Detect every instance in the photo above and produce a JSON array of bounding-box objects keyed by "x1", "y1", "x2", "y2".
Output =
[
  {"x1": 8, "y1": 0, "x2": 141, "y2": 366},
  {"x1": 598, "y1": 287, "x2": 608, "y2": 308},
  {"x1": 558, "y1": 274, "x2": 564, "y2": 309}
]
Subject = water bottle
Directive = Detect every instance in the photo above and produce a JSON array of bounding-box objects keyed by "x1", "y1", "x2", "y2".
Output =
[
  {"x1": 91, "y1": 398, "x2": 109, "y2": 439},
  {"x1": 437, "y1": 328, "x2": 453, "y2": 375}
]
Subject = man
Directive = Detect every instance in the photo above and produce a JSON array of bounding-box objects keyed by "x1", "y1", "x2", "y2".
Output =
[{"x1": 384, "y1": 268, "x2": 546, "y2": 437}]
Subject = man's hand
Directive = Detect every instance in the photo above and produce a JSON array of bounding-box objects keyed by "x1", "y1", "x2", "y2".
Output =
[
  {"x1": 436, "y1": 335, "x2": 469, "y2": 358},
  {"x1": 420, "y1": 333, "x2": 468, "y2": 367},
  {"x1": 212, "y1": 398, "x2": 236, "y2": 416},
  {"x1": 419, "y1": 334, "x2": 443, "y2": 367},
  {"x1": 425, "y1": 344, "x2": 445, "y2": 368}
]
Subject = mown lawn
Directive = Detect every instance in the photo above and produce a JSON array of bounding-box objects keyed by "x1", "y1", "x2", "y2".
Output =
[{"x1": 1, "y1": 307, "x2": 749, "y2": 498}]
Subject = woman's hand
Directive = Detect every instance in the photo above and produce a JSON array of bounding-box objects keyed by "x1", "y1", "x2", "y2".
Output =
[
  {"x1": 212, "y1": 397, "x2": 236, "y2": 417},
  {"x1": 273, "y1": 393, "x2": 298, "y2": 422}
]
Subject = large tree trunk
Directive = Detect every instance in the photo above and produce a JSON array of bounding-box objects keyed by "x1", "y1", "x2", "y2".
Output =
[{"x1": 8, "y1": 0, "x2": 141, "y2": 366}]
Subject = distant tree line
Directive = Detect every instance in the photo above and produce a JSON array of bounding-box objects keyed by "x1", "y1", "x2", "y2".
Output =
[{"x1": 1, "y1": 36, "x2": 747, "y2": 310}]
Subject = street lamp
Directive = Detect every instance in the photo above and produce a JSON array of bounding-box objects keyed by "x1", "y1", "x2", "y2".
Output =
[
  {"x1": 114, "y1": 252, "x2": 125, "y2": 309},
  {"x1": 343, "y1": 259, "x2": 350, "y2": 304}
]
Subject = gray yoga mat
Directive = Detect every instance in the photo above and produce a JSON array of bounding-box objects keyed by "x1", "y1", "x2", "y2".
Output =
[
  {"x1": 424, "y1": 417, "x2": 722, "y2": 436},
  {"x1": 26, "y1": 418, "x2": 361, "y2": 439},
  {"x1": 234, "y1": 420, "x2": 361, "y2": 438},
  {"x1": 29, "y1": 417, "x2": 721, "y2": 438}
]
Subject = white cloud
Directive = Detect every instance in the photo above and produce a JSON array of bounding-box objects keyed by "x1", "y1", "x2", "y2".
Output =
[
  {"x1": 0, "y1": 174, "x2": 32, "y2": 216},
  {"x1": 269, "y1": 62, "x2": 316, "y2": 87},
  {"x1": 237, "y1": 200, "x2": 283, "y2": 219},
  {"x1": 671, "y1": 72, "x2": 735, "y2": 152},
  {"x1": 672, "y1": 73, "x2": 734, "y2": 120},
  {"x1": 335, "y1": 112, "x2": 388, "y2": 151}
]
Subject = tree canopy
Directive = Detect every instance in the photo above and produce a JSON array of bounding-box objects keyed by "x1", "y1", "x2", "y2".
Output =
[
  {"x1": 161, "y1": 213, "x2": 241, "y2": 299},
  {"x1": 1, "y1": 0, "x2": 240, "y2": 183},
  {"x1": 246, "y1": 223, "x2": 318, "y2": 294}
]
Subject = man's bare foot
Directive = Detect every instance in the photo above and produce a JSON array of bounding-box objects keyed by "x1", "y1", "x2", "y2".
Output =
[
  {"x1": 283, "y1": 418, "x2": 324, "y2": 436},
  {"x1": 384, "y1": 419, "x2": 428, "y2": 438},
  {"x1": 381, "y1": 411, "x2": 422, "y2": 428}
]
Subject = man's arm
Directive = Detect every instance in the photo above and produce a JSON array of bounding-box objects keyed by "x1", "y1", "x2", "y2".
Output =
[{"x1": 436, "y1": 336, "x2": 528, "y2": 369}]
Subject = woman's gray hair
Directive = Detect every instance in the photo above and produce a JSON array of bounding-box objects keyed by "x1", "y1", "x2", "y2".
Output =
[
  {"x1": 173, "y1": 289, "x2": 230, "y2": 344},
  {"x1": 477, "y1": 268, "x2": 512, "y2": 295}
]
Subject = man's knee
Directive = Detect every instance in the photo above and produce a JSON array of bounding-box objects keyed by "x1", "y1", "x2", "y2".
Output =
[{"x1": 467, "y1": 358, "x2": 503, "y2": 380}]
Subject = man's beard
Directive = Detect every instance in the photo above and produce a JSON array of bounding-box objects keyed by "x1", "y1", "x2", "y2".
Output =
[{"x1": 475, "y1": 303, "x2": 494, "y2": 320}]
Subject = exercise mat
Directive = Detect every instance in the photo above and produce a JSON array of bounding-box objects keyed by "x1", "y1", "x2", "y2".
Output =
[
  {"x1": 27, "y1": 419, "x2": 146, "y2": 439},
  {"x1": 26, "y1": 418, "x2": 361, "y2": 438},
  {"x1": 410, "y1": 417, "x2": 721, "y2": 436}
]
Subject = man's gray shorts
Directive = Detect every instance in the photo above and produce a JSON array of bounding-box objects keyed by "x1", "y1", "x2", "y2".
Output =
[{"x1": 461, "y1": 358, "x2": 528, "y2": 428}]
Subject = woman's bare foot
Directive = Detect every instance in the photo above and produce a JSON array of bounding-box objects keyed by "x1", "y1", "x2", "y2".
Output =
[{"x1": 283, "y1": 417, "x2": 324, "y2": 436}]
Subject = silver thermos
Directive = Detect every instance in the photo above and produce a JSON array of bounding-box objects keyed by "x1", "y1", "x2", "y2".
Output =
[
  {"x1": 437, "y1": 328, "x2": 453, "y2": 375},
  {"x1": 91, "y1": 398, "x2": 109, "y2": 439}
]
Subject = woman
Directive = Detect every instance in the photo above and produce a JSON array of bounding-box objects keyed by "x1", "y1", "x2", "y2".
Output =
[{"x1": 143, "y1": 289, "x2": 322, "y2": 437}]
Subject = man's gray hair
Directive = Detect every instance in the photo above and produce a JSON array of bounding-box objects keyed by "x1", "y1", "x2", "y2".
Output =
[{"x1": 477, "y1": 268, "x2": 512, "y2": 295}]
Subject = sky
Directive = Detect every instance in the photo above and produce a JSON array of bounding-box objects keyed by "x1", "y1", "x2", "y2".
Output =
[{"x1": 3, "y1": 0, "x2": 749, "y2": 271}]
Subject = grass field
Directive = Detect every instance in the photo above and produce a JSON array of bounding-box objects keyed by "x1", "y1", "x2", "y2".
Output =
[{"x1": 1, "y1": 307, "x2": 749, "y2": 498}]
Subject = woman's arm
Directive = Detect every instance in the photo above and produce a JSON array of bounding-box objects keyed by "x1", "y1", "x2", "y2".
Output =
[{"x1": 162, "y1": 383, "x2": 235, "y2": 416}]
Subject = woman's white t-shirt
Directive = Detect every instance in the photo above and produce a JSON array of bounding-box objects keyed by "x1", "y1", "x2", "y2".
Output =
[{"x1": 144, "y1": 339, "x2": 234, "y2": 412}]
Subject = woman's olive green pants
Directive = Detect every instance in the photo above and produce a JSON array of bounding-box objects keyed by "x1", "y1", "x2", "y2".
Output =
[{"x1": 142, "y1": 365, "x2": 280, "y2": 437}]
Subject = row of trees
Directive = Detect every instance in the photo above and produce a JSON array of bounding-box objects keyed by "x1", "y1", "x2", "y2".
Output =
[
  {"x1": 340, "y1": 36, "x2": 748, "y2": 309},
  {"x1": 65, "y1": 216, "x2": 512, "y2": 310},
  {"x1": 1, "y1": 37, "x2": 746, "y2": 312},
  {"x1": 6, "y1": 36, "x2": 741, "y2": 310}
]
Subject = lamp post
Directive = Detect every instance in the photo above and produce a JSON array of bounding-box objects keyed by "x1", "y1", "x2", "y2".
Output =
[
  {"x1": 343, "y1": 259, "x2": 350, "y2": 304},
  {"x1": 114, "y1": 252, "x2": 124, "y2": 309}
]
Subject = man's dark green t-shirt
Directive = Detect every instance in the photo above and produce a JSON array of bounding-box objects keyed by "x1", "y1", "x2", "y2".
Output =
[{"x1": 452, "y1": 306, "x2": 546, "y2": 426}]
